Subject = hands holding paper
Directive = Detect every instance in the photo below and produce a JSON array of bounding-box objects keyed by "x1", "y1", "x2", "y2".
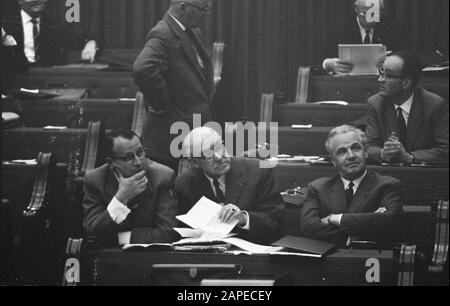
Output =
[{"x1": 219, "y1": 204, "x2": 248, "y2": 227}]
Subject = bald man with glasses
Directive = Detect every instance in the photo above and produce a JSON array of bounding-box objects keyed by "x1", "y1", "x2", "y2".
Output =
[
  {"x1": 82, "y1": 130, "x2": 180, "y2": 247},
  {"x1": 134, "y1": 0, "x2": 215, "y2": 172},
  {"x1": 174, "y1": 127, "x2": 285, "y2": 245}
]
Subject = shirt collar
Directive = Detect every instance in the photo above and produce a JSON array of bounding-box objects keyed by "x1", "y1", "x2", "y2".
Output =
[
  {"x1": 203, "y1": 172, "x2": 226, "y2": 192},
  {"x1": 21, "y1": 10, "x2": 40, "y2": 24},
  {"x1": 341, "y1": 170, "x2": 368, "y2": 191},
  {"x1": 396, "y1": 93, "x2": 414, "y2": 115},
  {"x1": 356, "y1": 17, "x2": 372, "y2": 37},
  {"x1": 169, "y1": 14, "x2": 186, "y2": 31}
]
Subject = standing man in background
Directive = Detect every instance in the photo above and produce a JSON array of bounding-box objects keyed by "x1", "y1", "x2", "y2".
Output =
[{"x1": 134, "y1": 0, "x2": 215, "y2": 171}]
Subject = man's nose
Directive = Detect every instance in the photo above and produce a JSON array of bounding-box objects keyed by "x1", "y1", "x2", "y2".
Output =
[
  {"x1": 132, "y1": 154, "x2": 142, "y2": 166},
  {"x1": 378, "y1": 74, "x2": 386, "y2": 83}
]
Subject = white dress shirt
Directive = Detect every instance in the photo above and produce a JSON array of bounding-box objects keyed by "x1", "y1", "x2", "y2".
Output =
[
  {"x1": 334, "y1": 170, "x2": 368, "y2": 225},
  {"x1": 395, "y1": 93, "x2": 414, "y2": 126},
  {"x1": 204, "y1": 173, "x2": 250, "y2": 230},
  {"x1": 21, "y1": 10, "x2": 40, "y2": 63}
]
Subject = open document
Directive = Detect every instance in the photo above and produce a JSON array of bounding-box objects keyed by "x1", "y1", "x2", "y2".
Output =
[{"x1": 338, "y1": 44, "x2": 386, "y2": 75}]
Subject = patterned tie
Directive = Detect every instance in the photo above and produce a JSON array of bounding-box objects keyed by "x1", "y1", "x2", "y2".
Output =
[
  {"x1": 31, "y1": 18, "x2": 40, "y2": 62},
  {"x1": 364, "y1": 30, "x2": 371, "y2": 44},
  {"x1": 397, "y1": 107, "x2": 408, "y2": 147},
  {"x1": 345, "y1": 182, "x2": 355, "y2": 206},
  {"x1": 213, "y1": 179, "x2": 225, "y2": 203}
]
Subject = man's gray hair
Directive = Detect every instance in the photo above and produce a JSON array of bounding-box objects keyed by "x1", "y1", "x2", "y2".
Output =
[{"x1": 325, "y1": 125, "x2": 368, "y2": 155}]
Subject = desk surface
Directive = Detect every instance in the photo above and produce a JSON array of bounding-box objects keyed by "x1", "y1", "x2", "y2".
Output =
[{"x1": 86, "y1": 248, "x2": 396, "y2": 286}]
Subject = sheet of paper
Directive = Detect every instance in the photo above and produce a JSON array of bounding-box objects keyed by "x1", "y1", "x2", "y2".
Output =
[
  {"x1": 173, "y1": 228, "x2": 203, "y2": 238},
  {"x1": 9, "y1": 159, "x2": 37, "y2": 165},
  {"x1": 43, "y1": 126, "x2": 68, "y2": 130},
  {"x1": 291, "y1": 124, "x2": 313, "y2": 129},
  {"x1": 20, "y1": 88, "x2": 39, "y2": 94},
  {"x1": 176, "y1": 196, "x2": 238, "y2": 238},
  {"x1": 221, "y1": 237, "x2": 284, "y2": 254},
  {"x1": 313, "y1": 101, "x2": 349, "y2": 106}
]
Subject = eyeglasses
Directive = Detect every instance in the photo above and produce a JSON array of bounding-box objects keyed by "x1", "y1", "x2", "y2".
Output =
[
  {"x1": 182, "y1": 1, "x2": 212, "y2": 14},
  {"x1": 113, "y1": 148, "x2": 147, "y2": 163},
  {"x1": 378, "y1": 67, "x2": 403, "y2": 80},
  {"x1": 355, "y1": 6, "x2": 369, "y2": 17}
]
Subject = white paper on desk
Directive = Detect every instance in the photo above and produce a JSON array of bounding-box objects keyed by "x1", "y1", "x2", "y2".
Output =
[
  {"x1": 176, "y1": 196, "x2": 238, "y2": 239},
  {"x1": 313, "y1": 101, "x2": 349, "y2": 106},
  {"x1": 222, "y1": 237, "x2": 284, "y2": 254},
  {"x1": 291, "y1": 124, "x2": 313, "y2": 129},
  {"x1": 173, "y1": 228, "x2": 204, "y2": 238},
  {"x1": 20, "y1": 88, "x2": 39, "y2": 94},
  {"x1": 9, "y1": 159, "x2": 37, "y2": 165},
  {"x1": 43, "y1": 126, "x2": 67, "y2": 130}
]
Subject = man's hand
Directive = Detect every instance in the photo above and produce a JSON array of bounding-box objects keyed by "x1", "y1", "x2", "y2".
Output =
[
  {"x1": 381, "y1": 134, "x2": 413, "y2": 164},
  {"x1": 324, "y1": 58, "x2": 353, "y2": 74},
  {"x1": 219, "y1": 204, "x2": 247, "y2": 227},
  {"x1": 321, "y1": 214, "x2": 341, "y2": 226},
  {"x1": 81, "y1": 40, "x2": 98, "y2": 63},
  {"x1": 115, "y1": 170, "x2": 148, "y2": 205}
]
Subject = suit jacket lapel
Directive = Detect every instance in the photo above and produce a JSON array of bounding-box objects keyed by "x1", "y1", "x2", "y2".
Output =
[
  {"x1": 164, "y1": 14, "x2": 207, "y2": 83},
  {"x1": 224, "y1": 160, "x2": 246, "y2": 205},
  {"x1": 328, "y1": 176, "x2": 348, "y2": 213},
  {"x1": 406, "y1": 89, "x2": 424, "y2": 151},
  {"x1": 348, "y1": 172, "x2": 373, "y2": 213},
  {"x1": 382, "y1": 98, "x2": 399, "y2": 140}
]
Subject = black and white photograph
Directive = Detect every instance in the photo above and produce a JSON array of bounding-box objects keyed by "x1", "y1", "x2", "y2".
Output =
[{"x1": 1, "y1": 0, "x2": 448, "y2": 289}]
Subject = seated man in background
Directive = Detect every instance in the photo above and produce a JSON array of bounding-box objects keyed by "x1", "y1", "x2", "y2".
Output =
[
  {"x1": 322, "y1": 0, "x2": 410, "y2": 74},
  {"x1": 2, "y1": 0, "x2": 98, "y2": 69},
  {"x1": 175, "y1": 127, "x2": 284, "y2": 245},
  {"x1": 82, "y1": 130, "x2": 179, "y2": 246},
  {"x1": 301, "y1": 125, "x2": 403, "y2": 246},
  {"x1": 366, "y1": 51, "x2": 449, "y2": 165}
]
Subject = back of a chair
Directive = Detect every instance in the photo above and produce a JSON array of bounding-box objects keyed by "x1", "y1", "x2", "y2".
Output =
[
  {"x1": 132, "y1": 92, "x2": 146, "y2": 138},
  {"x1": 295, "y1": 66, "x2": 311, "y2": 104},
  {"x1": 212, "y1": 42, "x2": 225, "y2": 88},
  {"x1": 259, "y1": 93, "x2": 274, "y2": 124}
]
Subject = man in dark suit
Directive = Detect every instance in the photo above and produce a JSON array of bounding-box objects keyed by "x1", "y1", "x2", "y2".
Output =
[
  {"x1": 175, "y1": 127, "x2": 284, "y2": 244},
  {"x1": 301, "y1": 125, "x2": 403, "y2": 246},
  {"x1": 82, "y1": 130, "x2": 179, "y2": 246},
  {"x1": 2, "y1": 0, "x2": 98, "y2": 70},
  {"x1": 323, "y1": 0, "x2": 410, "y2": 74},
  {"x1": 366, "y1": 51, "x2": 449, "y2": 165},
  {"x1": 134, "y1": 0, "x2": 215, "y2": 171}
]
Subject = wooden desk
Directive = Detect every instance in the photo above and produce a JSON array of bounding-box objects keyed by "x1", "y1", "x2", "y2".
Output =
[
  {"x1": 275, "y1": 103, "x2": 366, "y2": 127},
  {"x1": 18, "y1": 65, "x2": 138, "y2": 98},
  {"x1": 309, "y1": 74, "x2": 449, "y2": 104},
  {"x1": 86, "y1": 249, "x2": 396, "y2": 286},
  {"x1": 274, "y1": 162, "x2": 449, "y2": 204}
]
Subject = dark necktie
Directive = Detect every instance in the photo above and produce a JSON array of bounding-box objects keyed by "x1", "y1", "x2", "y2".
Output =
[
  {"x1": 364, "y1": 30, "x2": 371, "y2": 44},
  {"x1": 345, "y1": 182, "x2": 355, "y2": 206},
  {"x1": 213, "y1": 179, "x2": 225, "y2": 203},
  {"x1": 397, "y1": 107, "x2": 408, "y2": 146},
  {"x1": 31, "y1": 18, "x2": 40, "y2": 62}
]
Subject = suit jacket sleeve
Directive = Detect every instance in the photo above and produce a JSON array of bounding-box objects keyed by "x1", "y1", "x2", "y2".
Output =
[
  {"x1": 130, "y1": 172, "x2": 181, "y2": 243},
  {"x1": 301, "y1": 184, "x2": 348, "y2": 245},
  {"x1": 133, "y1": 34, "x2": 171, "y2": 112},
  {"x1": 82, "y1": 176, "x2": 120, "y2": 240},
  {"x1": 411, "y1": 102, "x2": 449, "y2": 164},
  {"x1": 339, "y1": 180, "x2": 403, "y2": 240},
  {"x1": 244, "y1": 169, "x2": 285, "y2": 243},
  {"x1": 366, "y1": 101, "x2": 384, "y2": 164}
]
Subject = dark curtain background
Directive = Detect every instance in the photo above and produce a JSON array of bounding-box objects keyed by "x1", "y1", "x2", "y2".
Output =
[{"x1": 3, "y1": 0, "x2": 449, "y2": 122}]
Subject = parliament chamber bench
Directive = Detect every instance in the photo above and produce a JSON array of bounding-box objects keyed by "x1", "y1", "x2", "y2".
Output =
[
  {"x1": 2, "y1": 90, "x2": 146, "y2": 133},
  {"x1": 18, "y1": 65, "x2": 138, "y2": 99},
  {"x1": 274, "y1": 103, "x2": 366, "y2": 127},
  {"x1": 307, "y1": 74, "x2": 449, "y2": 104}
]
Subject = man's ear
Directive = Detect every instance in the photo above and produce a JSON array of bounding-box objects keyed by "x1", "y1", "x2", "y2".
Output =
[{"x1": 402, "y1": 78, "x2": 413, "y2": 90}]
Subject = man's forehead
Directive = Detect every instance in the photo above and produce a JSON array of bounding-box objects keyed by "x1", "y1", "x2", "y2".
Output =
[
  {"x1": 113, "y1": 136, "x2": 141, "y2": 153},
  {"x1": 332, "y1": 132, "x2": 362, "y2": 148},
  {"x1": 355, "y1": 0, "x2": 382, "y2": 10}
]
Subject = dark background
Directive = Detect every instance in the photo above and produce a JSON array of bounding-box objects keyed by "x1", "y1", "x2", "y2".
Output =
[{"x1": 2, "y1": 0, "x2": 449, "y2": 122}]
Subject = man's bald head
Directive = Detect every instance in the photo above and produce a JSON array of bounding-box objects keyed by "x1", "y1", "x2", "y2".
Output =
[{"x1": 169, "y1": 0, "x2": 212, "y2": 28}]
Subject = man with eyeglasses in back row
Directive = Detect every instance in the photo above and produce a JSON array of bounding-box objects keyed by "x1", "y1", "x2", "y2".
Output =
[
  {"x1": 366, "y1": 51, "x2": 449, "y2": 165},
  {"x1": 134, "y1": 0, "x2": 215, "y2": 172},
  {"x1": 82, "y1": 130, "x2": 180, "y2": 247}
]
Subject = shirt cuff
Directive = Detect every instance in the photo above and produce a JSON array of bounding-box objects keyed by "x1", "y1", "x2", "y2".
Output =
[
  {"x1": 240, "y1": 211, "x2": 250, "y2": 231},
  {"x1": 107, "y1": 197, "x2": 131, "y2": 225},
  {"x1": 118, "y1": 231, "x2": 131, "y2": 245}
]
